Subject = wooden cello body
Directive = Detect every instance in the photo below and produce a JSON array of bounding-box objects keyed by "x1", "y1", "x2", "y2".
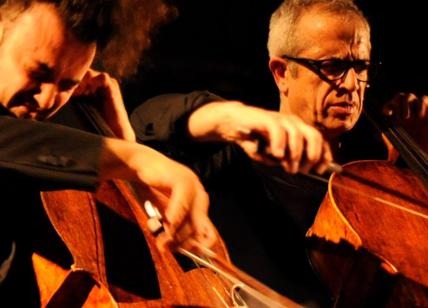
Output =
[
  {"x1": 33, "y1": 101, "x2": 301, "y2": 307},
  {"x1": 31, "y1": 100, "x2": 236, "y2": 307},
  {"x1": 35, "y1": 179, "x2": 236, "y2": 307},
  {"x1": 307, "y1": 160, "x2": 428, "y2": 307}
]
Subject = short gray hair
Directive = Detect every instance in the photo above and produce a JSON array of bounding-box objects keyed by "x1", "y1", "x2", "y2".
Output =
[{"x1": 267, "y1": 0, "x2": 370, "y2": 58}]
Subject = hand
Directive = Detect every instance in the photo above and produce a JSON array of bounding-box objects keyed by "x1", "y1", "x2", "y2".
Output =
[
  {"x1": 188, "y1": 102, "x2": 333, "y2": 174},
  {"x1": 138, "y1": 149, "x2": 216, "y2": 253},
  {"x1": 73, "y1": 69, "x2": 136, "y2": 142},
  {"x1": 383, "y1": 92, "x2": 428, "y2": 153},
  {"x1": 100, "y1": 139, "x2": 217, "y2": 253}
]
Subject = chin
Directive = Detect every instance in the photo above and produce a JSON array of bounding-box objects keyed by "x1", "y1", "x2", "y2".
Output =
[
  {"x1": 9, "y1": 107, "x2": 27, "y2": 118},
  {"x1": 11, "y1": 111, "x2": 27, "y2": 119},
  {"x1": 23, "y1": 114, "x2": 38, "y2": 120},
  {"x1": 324, "y1": 120, "x2": 357, "y2": 139}
]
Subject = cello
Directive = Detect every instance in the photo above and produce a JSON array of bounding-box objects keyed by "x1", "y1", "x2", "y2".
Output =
[
  {"x1": 33, "y1": 99, "x2": 301, "y2": 307},
  {"x1": 307, "y1": 97, "x2": 428, "y2": 307}
]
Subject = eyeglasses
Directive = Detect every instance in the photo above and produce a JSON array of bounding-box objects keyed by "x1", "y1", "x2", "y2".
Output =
[{"x1": 281, "y1": 55, "x2": 379, "y2": 82}]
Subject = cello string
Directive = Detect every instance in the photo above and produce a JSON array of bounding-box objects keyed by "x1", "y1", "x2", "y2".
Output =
[
  {"x1": 185, "y1": 250, "x2": 236, "y2": 307},
  {"x1": 251, "y1": 125, "x2": 428, "y2": 218},
  {"x1": 143, "y1": 200, "x2": 239, "y2": 306},
  {"x1": 199, "y1": 257, "x2": 247, "y2": 306},
  {"x1": 294, "y1": 172, "x2": 428, "y2": 220},
  {"x1": 76, "y1": 100, "x2": 293, "y2": 306},
  {"x1": 185, "y1": 247, "x2": 252, "y2": 307},
  {"x1": 246, "y1": 120, "x2": 428, "y2": 211},
  {"x1": 362, "y1": 102, "x2": 428, "y2": 187},
  {"x1": 178, "y1": 248, "x2": 294, "y2": 308},
  {"x1": 179, "y1": 248, "x2": 247, "y2": 307},
  {"x1": 144, "y1": 200, "x2": 301, "y2": 308}
]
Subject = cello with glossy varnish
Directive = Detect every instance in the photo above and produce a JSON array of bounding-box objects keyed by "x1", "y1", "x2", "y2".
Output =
[
  {"x1": 36, "y1": 180, "x2": 237, "y2": 307},
  {"x1": 307, "y1": 100, "x2": 428, "y2": 307},
  {"x1": 33, "y1": 100, "x2": 301, "y2": 307}
]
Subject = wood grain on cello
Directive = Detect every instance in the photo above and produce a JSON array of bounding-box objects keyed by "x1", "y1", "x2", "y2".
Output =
[
  {"x1": 33, "y1": 100, "x2": 301, "y2": 307},
  {"x1": 307, "y1": 160, "x2": 428, "y2": 307}
]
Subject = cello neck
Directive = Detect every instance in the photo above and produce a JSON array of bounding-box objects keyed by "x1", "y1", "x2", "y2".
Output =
[{"x1": 363, "y1": 93, "x2": 428, "y2": 187}]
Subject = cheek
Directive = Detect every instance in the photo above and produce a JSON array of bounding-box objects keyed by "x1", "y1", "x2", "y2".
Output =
[
  {"x1": 359, "y1": 87, "x2": 366, "y2": 107},
  {"x1": 355, "y1": 100, "x2": 364, "y2": 121},
  {"x1": 290, "y1": 80, "x2": 323, "y2": 121},
  {"x1": 0, "y1": 64, "x2": 25, "y2": 95},
  {"x1": 315, "y1": 85, "x2": 331, "y2": 112},
  {"x1": 3, "y1": 53, "x2": 24, "y2": 80}
]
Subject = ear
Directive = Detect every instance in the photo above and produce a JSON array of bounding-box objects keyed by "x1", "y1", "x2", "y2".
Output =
[{"x1": 269, "y1": 57, "x2": 289, "y2": 93}]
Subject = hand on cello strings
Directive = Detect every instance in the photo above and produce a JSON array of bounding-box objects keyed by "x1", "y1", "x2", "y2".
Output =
[{"x1": 381, "y1": 92, "x2": 428, "y2": 155}]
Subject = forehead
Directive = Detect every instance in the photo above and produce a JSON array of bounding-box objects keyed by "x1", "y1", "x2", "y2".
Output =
[
  {"x1": 2, "y1": 2, "x2": 95, "y2": 73},
  {"x1": 5, "y1": 3, "x2": 66, "y2": 52},
  {"x1": 295, "y1": 8, "x2": 371, "y2": 58}
]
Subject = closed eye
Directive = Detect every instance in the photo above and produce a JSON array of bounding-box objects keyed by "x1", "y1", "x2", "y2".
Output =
[
  {"x1": 58, "y1": 79, "x2": 79, "y2": 92},
  {"x1": 28, "y1": 69, "x2": 53, "y2": 83},
  {"x1": 27, "y1": 62, "x2": 79, "y2": 92}
]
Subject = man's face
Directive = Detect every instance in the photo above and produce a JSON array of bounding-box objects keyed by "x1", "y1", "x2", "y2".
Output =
[
  {"x1": 275, "y1": 10, "x2": 371, "y2": 139},
  {"x1": 0, "y1": 2, "x2": 96, "y2": 120}
]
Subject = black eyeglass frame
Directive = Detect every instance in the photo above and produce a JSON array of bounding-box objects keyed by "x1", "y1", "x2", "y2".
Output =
[{"x1": 281, "y1": 55, "x2": 380, "y2": 83}]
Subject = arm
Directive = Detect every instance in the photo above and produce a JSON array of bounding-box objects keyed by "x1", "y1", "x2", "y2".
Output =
[
  {"x1": 131, "y1": 91, "x2": 224, "y2": 144},
  {"x1": 100, "y1": 136, "x2": 215, "y2": 251},
  {"x1": 73, "y1": 68, "x2": 136, "y2": 142},
  {"x1": 0, "y1": 115, "x2": 216, "y2": 252},
  {"x1": 187, "y1": 101, "x2": 332, "y2": 174},
  {"x1": 0, "y1": 116, "x2": 102, "y2": 190},
  {"x1": 131, "y1": 91, "x2": 239, "y2": 182},
  {"x1": 131, "y1": 92, "x2": 332, "y2": 175}
]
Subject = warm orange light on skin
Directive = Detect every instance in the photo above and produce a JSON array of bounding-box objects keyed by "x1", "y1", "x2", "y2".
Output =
[
  {"x1": 0, "y1": 2, "x2": 96, "y2": 120},
  {"x1": 270, "y1": 9, "x2": 371, "y2": 141}
]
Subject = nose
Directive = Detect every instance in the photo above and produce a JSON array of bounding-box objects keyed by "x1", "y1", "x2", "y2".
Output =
[
  {"x1": 339, "y1": 67, "x2": 360, "y2": 92},
  {"x1": 34, "y1": 83, "x2": 59, "y2": 110}
]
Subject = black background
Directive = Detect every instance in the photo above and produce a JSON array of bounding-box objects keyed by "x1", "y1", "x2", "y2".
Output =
[{"x1": 123, "y1": 0, "x2": 428, "y2": 112}]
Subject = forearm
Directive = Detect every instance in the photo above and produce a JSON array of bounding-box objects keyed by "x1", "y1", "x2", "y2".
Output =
[
  {"x1": 131, "y1": 91, "x2": 225, "y2": 144},
  {"x1": 0, "y1": 116, "x2": 102, "y2": 190},
  {"x1": 187, "y1": 101, "x2": 246, "y2": 142},
  {"x1": 99, "y1": 137, "x2": 171, "y2": 181},
  {"x1": 130, "y1": 92, "x2": 247, "y2": 181}
]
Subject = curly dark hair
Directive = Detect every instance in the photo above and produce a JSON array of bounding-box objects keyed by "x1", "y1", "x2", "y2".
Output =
[{"x1": 0, "y1": 0, "x2": 176, "y2": 78}]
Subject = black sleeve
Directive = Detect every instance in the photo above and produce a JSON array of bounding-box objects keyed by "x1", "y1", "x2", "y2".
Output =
[
  {"x1": 130, "y1": 90, "x2": 224, "y2": 143},
  {"x1": 0, "y1": 116, "x2": 103, "y2": 191},
  {"x1": 130, "y1": 91, "x2": 245, "y2": 183}
]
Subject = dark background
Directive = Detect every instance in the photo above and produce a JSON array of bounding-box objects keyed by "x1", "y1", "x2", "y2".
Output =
[{"x1": 122, "y1": 0, "x2": 428, "y2": 112}]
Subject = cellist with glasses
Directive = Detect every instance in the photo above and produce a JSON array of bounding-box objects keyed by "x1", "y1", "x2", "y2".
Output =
[{"x1": 130, "y1": 0, "x2": 428, "y2": 306}]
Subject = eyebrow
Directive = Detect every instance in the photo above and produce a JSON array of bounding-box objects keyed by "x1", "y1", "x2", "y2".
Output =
[
  {"x1": 33, "y1": 62, "x2": 54, "y2": 80},
  {"x1": 33, "y1": 61, "x2": 81, "y2": 88}
]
